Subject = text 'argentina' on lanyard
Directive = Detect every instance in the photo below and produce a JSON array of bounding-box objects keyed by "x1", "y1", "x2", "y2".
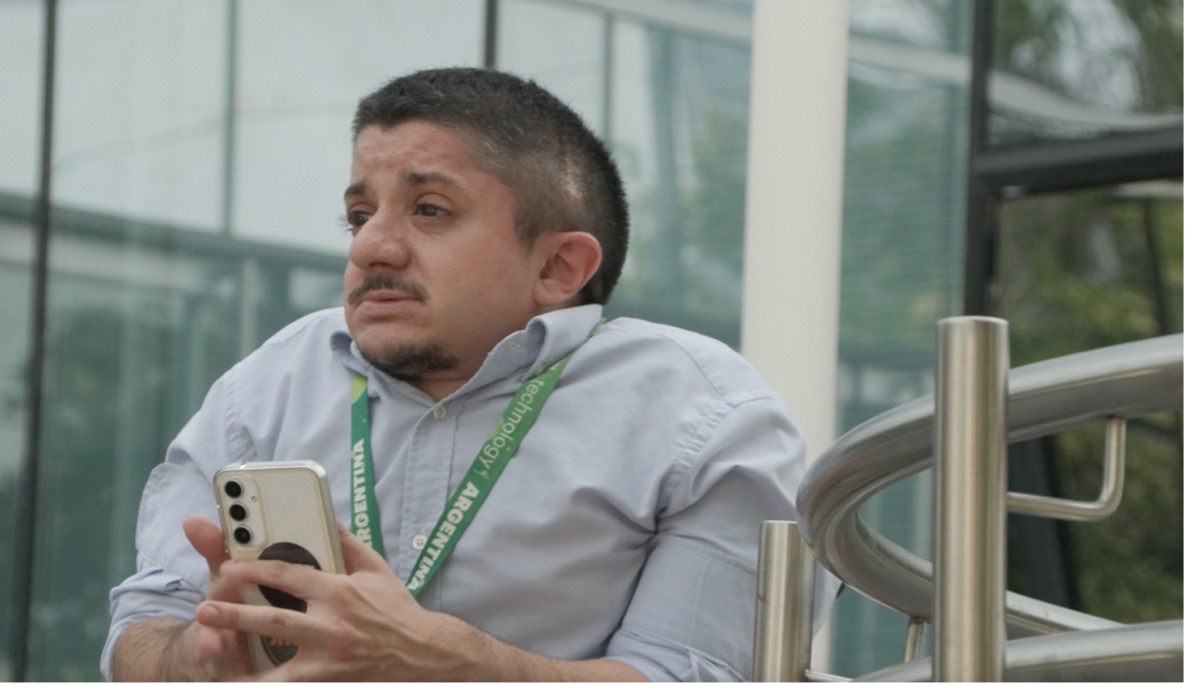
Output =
[{"x1": 348, "y1": 320, "x2": 602, "y2": 597}]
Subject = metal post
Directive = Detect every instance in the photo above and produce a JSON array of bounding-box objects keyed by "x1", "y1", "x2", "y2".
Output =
[
  {"x1": 904, "y1": 617, "x2": 926, "y2": 663},
  {"x1": 753, "y1": 521, "x2": 816, "y2": 681},
  {"x1": 933, "y1": 317, "x2": 1008, "y2": 681}
]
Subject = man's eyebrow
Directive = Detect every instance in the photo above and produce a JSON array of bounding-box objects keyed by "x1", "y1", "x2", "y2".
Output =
[
  {"x1": 406, "y1": 170, "x2": 458, "y2": 187},
  {"x1": 343, "y1": 171, "x2": 459, "y2": 201}
]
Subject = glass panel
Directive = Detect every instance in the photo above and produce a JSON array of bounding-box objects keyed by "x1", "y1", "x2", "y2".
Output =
[
  {"x1": 0, "y1": 215, "x2": 35, "y2": 683},
  {"x1": 990, "y1": 0, "x2": 1184, "y2": 146},
  {"x1": 23, "y1": 1, "x2": 483, "y2": 679},
  {"x1": 0, "y1": 0, "x2": 44, "y2": 679},
  {"x1": 998, "y1": 182, "x2": 1183, "y2": 622},
  {"x1": 31, "y1": 248, "x2": 226, "y2": 682},
  {"x1": 499, "y1": 0, "x2": 754, "y2": 348},
  {"x1": 25, "y1": 217, "x2": 346, "y2": 680},
  {"x1": 1000, "y1": 183, "x2": 1183, "y2": 358},
  {"x1": 832, "y1": 0, "x2": 972, "y2": 677},
  {"x1": 21, "y1": 3, "x2": 230, "y2": 676},
  {"x1": 50, "y1": 0, "x2": 227, "y2": 230},
  {"x1": 0, "y1": 1, "x2": 43, "y2": 196},
  {"x1": 233, "y1": 0, "x2": 483, "y2": 253}
]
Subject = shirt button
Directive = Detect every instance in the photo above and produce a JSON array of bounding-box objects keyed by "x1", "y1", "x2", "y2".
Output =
[
  {"x1": 432, "y1": 406, "x2": 446, "y2": 420},
  {"x1": 412, "y1": 533, "x2": 428, "y2": 550}
]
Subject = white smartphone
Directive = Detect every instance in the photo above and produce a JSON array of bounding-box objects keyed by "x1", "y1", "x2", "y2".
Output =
[{"x1": 212, "y1": 460, "x2": 345, "y2": 672}]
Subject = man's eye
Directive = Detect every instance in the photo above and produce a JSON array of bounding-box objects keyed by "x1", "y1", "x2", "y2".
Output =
[
  {"x1": 344, "y1": 210, "x2": 371, "y2": 230},
  {"x1": 415, "y1": 203, "x2": 446, "y2": 218}
]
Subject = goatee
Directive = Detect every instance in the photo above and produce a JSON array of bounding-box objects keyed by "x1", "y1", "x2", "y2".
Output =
[{"x1": 360, "y1": 342, "x2": 460, "y2": 382}]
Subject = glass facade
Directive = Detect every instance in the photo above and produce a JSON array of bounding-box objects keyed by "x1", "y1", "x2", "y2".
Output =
[
  {"x1": 831, "y1": 0, "x2": 973, "y2": 675},
  {"x1": 2, "y1": 0, "x2": 762, "y2": 678},
  {"x1": 980, "y1": 0, "x2": 1184, "y2": 650},
  {"x1": 999, "y1": 184, "x2": 1183, "y2": 621},
  {"x1": 498, "y1": 0, "x2": 756, "y2": 346},
  {"x1": 989, "y1": 0, "x2": 1183, "y2": 146},
  {"x1": 1, "y1": 0, "x2": 1180, "y2": 680},
  {"x1": 0, "y1": 0, "x2": 44, "y2": 680}
]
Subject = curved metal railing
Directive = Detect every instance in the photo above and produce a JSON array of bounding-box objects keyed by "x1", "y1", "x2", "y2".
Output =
[
  {"x1": 861, "y1": 619, "x2": 1183, "y2": 682},
  {"x1": 798, "y1": 332, "x2": 1182, "y2": 635},
  {"x1": 755, "y1": 328, "x2": 1183, "y2": 681}
]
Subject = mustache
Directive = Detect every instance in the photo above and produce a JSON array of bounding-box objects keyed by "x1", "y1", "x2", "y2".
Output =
[{"x1": 347, "y1": 272, "x2": 428, "y2": 307}]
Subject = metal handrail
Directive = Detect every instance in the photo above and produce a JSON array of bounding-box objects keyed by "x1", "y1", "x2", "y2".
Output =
[
  {"x1": 1007, "y1": 415, "x2": 1126, "y2": 521},
  {"x1": 796, "y1": 333, "x2": 1183, "y2": 636},
  {"x1": 858, "y1": 619, "x2": 1183, "y2": 682}
]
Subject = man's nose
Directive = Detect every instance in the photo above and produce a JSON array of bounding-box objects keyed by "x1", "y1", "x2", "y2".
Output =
[{"x1": 348, "y1": 213, "x2": 412, "y2": 270}]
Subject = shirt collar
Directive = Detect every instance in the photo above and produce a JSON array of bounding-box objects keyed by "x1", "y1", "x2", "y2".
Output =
[
  {"x1": 329, "y1": 303, "x2": 605, "y2": 398},
  {"x1": 506, "y1": 303, "x2": 604, "y2": 381}
]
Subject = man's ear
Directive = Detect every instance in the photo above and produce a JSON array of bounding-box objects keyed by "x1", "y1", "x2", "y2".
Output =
[{"x1": 534, "y1": 231, "x2": 603, "y2": 307}]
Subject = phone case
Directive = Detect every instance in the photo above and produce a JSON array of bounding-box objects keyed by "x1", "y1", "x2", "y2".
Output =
[{"x1": 212, "y1": 460, "x2": 344, "y2": 672}]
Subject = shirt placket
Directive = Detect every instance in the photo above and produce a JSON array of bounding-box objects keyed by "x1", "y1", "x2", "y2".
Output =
[{"x1": 395, "y1": 400, "x2": 457, "y2": 586}]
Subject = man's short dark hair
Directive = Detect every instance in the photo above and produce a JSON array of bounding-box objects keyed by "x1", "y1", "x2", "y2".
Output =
[{"x1": 353, "y1": 67, "x2": 629, "y2": 306}]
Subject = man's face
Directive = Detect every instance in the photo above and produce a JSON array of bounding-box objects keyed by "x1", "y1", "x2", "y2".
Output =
[{"x1": 343, "y1": 121, "x2": 548, "y2": 398}]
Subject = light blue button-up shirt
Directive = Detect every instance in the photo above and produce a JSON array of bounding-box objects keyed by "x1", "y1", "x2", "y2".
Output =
[{"x1": 102, "y1": 304, "x2": 834, "y2": 681}]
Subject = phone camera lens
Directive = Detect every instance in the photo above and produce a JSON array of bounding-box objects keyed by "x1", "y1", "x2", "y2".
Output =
[
  {"x1": 223, "y1": 480, "x2": 243, "y2": 498},
  {"x1": 229, "y1": 503, "x2": 247, "y2": 521},
  {"x1": 233, "y1": 526, "x2": 252, "y2": 544}
]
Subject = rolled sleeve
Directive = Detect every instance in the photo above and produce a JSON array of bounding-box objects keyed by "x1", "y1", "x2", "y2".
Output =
[
  {"x1": 607, "y1": 539, "x2": 753, "y2": 681},
  {"x1": 606, "y1": 397, "x2": 803, "y2": 681},
  {"x1": 100, "y1": 455, "x2": 222, "y2": 678},
  {"x1": 99, "y1": 559, "x2": 207, "y2": 680}
]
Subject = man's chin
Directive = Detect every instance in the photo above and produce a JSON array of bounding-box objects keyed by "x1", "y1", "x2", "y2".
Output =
[{"x1": 356, "y1": 339, "x2": 459, "y2": 382}]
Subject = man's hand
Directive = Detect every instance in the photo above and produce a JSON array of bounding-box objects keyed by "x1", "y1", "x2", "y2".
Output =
[
  {"x1": 181, "y1": 513, "x2": 255, "y2": 679},
  {"x1": 111, "y1": 514, "x2": 254, "y2": 681},
  {"x1": 196, "y1": 524, "x2": 647, "y2": 681},
  {"x1": 195, "y1": 521, "x2": 461, "y2": 680}
]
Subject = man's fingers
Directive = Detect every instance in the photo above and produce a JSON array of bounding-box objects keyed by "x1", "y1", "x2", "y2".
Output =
[
  {"x1": 218, "y1": 558, "x2": 329, "y2": 600},
  {"x1": 183, "y1": 514, "x2": 249, "y2": 605},
  {"x1": 337, "y1": 521, "x2": 392, "y2": 575},
  {"x1": 183, "y1": 514, "x2": 229, "y2": 573},
  {"x1": 192, "y1": 622, "x2": 234, "y2": 662},
  {"x1": 196, "y1": 600, "x2": 321, "y2": 647},
  {"x1": 190, "y1": 621, "x2": 254, "y2": 680}
]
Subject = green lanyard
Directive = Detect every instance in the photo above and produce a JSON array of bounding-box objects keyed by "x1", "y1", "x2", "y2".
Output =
[{"x1": 349, "y1": 323, "x2": 599, "y2": 597}]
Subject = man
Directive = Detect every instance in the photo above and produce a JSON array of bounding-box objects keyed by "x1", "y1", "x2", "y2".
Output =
[{"x1": 103, "y1": 67, "x2": 833, "y2": 681}]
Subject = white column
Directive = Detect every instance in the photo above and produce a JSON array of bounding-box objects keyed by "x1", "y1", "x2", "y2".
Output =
[
  {"x1": 741, "y1": 0, "x2": 849, "y2": 469},
  {"x1": 740, "y1": 1, "x2": 849, "y2": 673}
]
